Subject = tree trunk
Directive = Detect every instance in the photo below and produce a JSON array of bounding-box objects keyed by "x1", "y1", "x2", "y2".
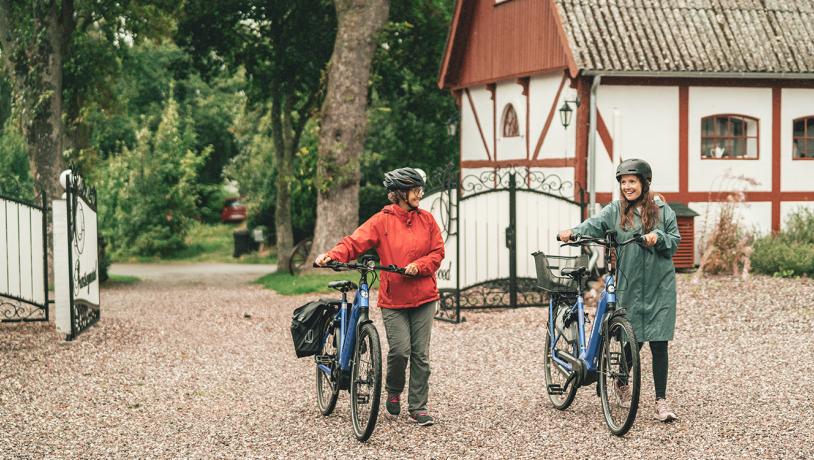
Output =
[
  {"x1": 270, "y1": 92, "x2": 296, "y2": 273},
  {"x1": 306, "y1": 0, "x2": 389, "y2": 268}
]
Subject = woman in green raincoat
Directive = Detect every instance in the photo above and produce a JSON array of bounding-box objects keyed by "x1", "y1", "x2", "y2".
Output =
[{"x1": 558, "y1": 158, "x2": 680, "y2": 423}]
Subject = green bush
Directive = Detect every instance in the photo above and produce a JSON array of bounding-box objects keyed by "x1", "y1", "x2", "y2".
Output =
[
  {"x1": 751, "y1": 208, "x2": 814, "y2": 277},
  {"x1": 0, "y1": 125, "x2": 35, "y2": 201},
  {"x1": 99, "y1": 90, "x2": 210, "y2": 257}
]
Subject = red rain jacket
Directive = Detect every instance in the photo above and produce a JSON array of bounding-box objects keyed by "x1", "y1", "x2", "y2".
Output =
[{"x1": 326, "y1": 204, "x2": 445, "y2": 309}]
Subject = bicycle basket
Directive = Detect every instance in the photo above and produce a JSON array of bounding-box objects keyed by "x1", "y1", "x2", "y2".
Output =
[
  {"x1": 290, "y1": 301, "x2": 337, "y2": 358},
  {"x1": 531, "y1": 251, "x2": 590, "y2": 294}
]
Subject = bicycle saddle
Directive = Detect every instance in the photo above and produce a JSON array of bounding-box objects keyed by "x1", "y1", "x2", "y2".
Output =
[
  {"x1": 328, "y1": 280, "x2": 358, "y2": 292},
  {"x1": 560, "y1": 266, "x2": 587, "y2": 279}
]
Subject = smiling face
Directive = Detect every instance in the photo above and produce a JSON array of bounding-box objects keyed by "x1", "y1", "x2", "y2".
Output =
[
  {"x1": 619, "y1": 174, "x2": 643, "y2": 201},
  {"x1": 406, "y1": 187, "x2": 424, "y2": 209}
]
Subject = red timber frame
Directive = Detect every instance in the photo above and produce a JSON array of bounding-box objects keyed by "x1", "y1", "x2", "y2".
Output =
[{"x1": 574, "y1": 77, "x2": 814, "y2": 233}]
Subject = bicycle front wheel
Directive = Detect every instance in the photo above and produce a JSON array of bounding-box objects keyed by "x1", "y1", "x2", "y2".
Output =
[
  {"x1": 598, "y1": 316, "x2": 641, "y2": 436},
  {"x1": 350, "y1": 322, "x2": 382, "y2": 442},
  {"x1": 315, "y1": 320, "x2": 339, "y2": 416}
]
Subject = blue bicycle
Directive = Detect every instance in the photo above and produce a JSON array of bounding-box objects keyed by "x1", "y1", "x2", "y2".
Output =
[
  {"x1": 313, "y1": 256, "x2": 407, "y2": 442},
  {"x1": 533, "y1": 231, "x2": 643, "y2": 436}
]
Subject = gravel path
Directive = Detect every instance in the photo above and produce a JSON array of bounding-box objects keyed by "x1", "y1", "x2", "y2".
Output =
[{"x1": 1, "y1": 274, "x2": 812, "y2": 458}]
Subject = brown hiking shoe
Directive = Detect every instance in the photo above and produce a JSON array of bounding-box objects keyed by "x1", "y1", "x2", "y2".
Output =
[{"x1": 655, "y1": 398, "x2": 678, "y2": 422}]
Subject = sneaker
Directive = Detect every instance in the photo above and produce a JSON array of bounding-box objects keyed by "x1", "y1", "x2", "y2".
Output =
[
  {"x1": 655, "y1": 398, "x2": 678, "y2": 422},
  {"x1": 614, "y1": 382, "x2": 631, "y2": 409},
  {"x1": 410, "y1": 412, "x2": 434, "y2": 426},
  {"x1": 385, "y1": 393, "x2": 401, "y2": 416}
]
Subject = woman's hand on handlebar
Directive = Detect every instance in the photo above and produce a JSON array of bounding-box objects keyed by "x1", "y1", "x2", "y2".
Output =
[
  {"x1": 315, "y1": 253, "x2": 332, "y2": 266},
  {"x1": 642, "y1": 232, "x2": 658, "y2": 247},
  {"x1": 404, "y1": 263, "x2": 419, "y2": 276},
  {"x1": 557, "y1": 229, "x2": 573, "y2": 242}
]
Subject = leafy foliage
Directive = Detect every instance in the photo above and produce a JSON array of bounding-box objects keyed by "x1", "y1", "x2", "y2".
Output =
[
  {"x1": 99, "y1": 90, "x2": 210, "y2": 257},
  {"x1": 751, "y1": 208, "x2": 814, "y2": 277}
]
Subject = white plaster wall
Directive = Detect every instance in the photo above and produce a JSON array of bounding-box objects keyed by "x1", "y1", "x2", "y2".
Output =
[
  {"x1": 461, "y1": 87, "x2": 494, "y2": 161},
  {"x1": 597, "y1": 85, "x2": 680, "y2": 193},
  {"x1": 529, "y1": 73, "x2": 577, "y2": 159},
  {"x1": 780, "y1": 201, "x2": 814, "y2": 230},
  {"x1": 689, "y1": 201, "x2": 772, "y2": 259},
  {"x1": 688, "y1": 87, "x2": 772, "y2": 192},
  {"x1": 495, "y1": 80, "x2": 527, "y2": 160},
  {"x1": 781, "y1": 89, "x2": 814, "y2": 192}
]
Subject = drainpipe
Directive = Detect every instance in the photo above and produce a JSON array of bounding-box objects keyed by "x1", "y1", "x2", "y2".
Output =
[{"x1": 587, "y1": 75, "x2": 601, "y2": 215}]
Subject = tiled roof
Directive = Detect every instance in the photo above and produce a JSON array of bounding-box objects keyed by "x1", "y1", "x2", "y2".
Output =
[{"x1": 554, "y1": 0, "x2": 814, "y2": 74}]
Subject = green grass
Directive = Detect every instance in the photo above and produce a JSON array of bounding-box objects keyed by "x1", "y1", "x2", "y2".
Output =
[
  {"x1": 104, "y1": 274, "x2": 140, "y2": 285},
  {"x1": 255, "y1": 271, "x2": 378, "y2": 296},
  {"x1": 113, "y1": 222, "x2": 277, "y2": 264}
]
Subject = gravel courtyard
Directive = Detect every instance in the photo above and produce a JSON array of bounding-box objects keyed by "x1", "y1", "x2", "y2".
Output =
[{"x1": 1, "y1": 272, "x2": 812, "y2": 458}]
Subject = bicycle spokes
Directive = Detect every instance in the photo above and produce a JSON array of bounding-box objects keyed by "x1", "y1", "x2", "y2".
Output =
[{"x1": 599, "y1": 318, "x2": 640, "y2": 436}]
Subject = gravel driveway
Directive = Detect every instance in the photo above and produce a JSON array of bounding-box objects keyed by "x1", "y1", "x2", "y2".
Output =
[{"x1": 1, "y1": 273, "x2": 812, "y2": 458}]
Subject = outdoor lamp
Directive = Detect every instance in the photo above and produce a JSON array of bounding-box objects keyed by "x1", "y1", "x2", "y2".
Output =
[
  {"x1": 446, "y1": 113, "x2": 459, "y2": 137},
  {"x1": 558, "y1": 97, "x2": 580, "y2": 129}
]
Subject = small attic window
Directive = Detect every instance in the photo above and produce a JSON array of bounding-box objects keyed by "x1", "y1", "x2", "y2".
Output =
[{"x1": 502, "y1": 104, "x2": 519, "y2": 137}]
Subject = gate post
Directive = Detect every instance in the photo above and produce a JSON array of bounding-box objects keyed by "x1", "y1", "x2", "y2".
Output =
[{"x1": 508, "y1": 173, "x2": 517, "y2": 308}]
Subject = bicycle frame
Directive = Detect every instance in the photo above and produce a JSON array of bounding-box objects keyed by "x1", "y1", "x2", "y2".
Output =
[
  {"x1": 549, "y1": 273, "x2": 617, "y2": 377},
  {"x1": 317, "y1": 272, "x2": 371, "y2": 379}
]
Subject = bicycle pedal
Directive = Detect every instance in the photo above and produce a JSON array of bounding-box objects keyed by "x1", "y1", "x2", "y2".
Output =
[
  {"x1": 355, "y1": 395, "x2": 369, "y2": 404},
  {"x1": 609, "y1": 352, "x2": 622, "y2": 366},
  {"x1": 547, "y1": 384, "x2": 564, "y2": 395}
]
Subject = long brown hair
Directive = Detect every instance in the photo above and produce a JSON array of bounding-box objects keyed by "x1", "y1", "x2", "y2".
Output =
[{"x1": 619, "y1": 188, "x2": 661, "y2": 233}]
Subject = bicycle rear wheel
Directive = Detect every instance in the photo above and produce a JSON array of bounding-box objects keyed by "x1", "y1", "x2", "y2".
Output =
[
  {"x1": 315, "y1": 320, "x2": 339, "y2": 416},
  {"x1": 350, "y1": 323, "x2": 382, "y2": 442},
  {"x1": 599, "y1": 316, "x2": 641, "y2": 436},
  {"x1": 543, "y1": 325, "x2": 579, "y2": 410}
]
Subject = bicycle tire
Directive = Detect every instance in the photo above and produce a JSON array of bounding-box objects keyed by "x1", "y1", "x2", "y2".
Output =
[
  {"x1": 288, "y1": 238, "x2": 313, "y2": 275},
  {"x1": 598, "y1": 315, "x2": 641, "y2": 436},
  {"x1": 350, "y1": 323, "x2": 382, "y2": 442},
  {"x1": 543, "y1": 324, "x2": 579, "y2": 410},
  {"x1": 315, "y1": 319, "x2": 339, "y2": 416}
]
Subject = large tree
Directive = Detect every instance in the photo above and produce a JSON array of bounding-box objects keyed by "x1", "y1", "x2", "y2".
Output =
[
  {"x1": 307, "y1": 0, "x2": 389, "y2": 266},
  {"x1": 177, "y1": 0, "x2": 335, "y2": 272},
  {"x1": 0, "y1": 1, "x2": 175, "y2": 198}
]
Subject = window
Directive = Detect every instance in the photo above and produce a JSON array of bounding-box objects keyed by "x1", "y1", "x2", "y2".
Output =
[
  {"x1": 502, "y1": 104, "x2": 519, "y2": 137},
  {"x1": 701, "y1": 115, "x2": 759, "y2": 159},
  {"x1": 793, "y1": 116, "x2": 814, "y2": 159}
]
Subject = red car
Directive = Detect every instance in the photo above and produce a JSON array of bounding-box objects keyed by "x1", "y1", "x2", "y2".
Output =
[{"x1": 220, "y1": 197, "x2": 248, "y2": 223}]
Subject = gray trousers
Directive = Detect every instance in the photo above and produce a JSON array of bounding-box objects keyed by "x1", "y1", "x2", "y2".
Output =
[{"x1": 381, "y1": 301, "x2": 436, "y2": 414}]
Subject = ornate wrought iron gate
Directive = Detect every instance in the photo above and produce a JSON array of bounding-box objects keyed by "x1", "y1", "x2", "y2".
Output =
[
  {"x1": 54, "y1": 170, "x2": 100, "y2": 340},
  {"x1": 421, "y1": 168, "x2": 584, "y2": 323},
  {"x1": 0, "y1": 193, "x2": 50, "y2": 322}
]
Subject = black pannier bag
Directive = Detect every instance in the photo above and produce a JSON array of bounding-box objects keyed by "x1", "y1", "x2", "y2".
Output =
[{"x1": 291, "y1": 301, "x2": 335, "y2": 358}]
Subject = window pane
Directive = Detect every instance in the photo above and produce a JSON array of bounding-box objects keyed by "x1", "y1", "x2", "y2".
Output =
[
  {"x1": 702, "y1": 118, "x2": 714, "y2": 136},
  {"x1": 701, "y1": 138, "x2": 714, "y2": 157},
  {"x1": 807, "y1": 118, "x2": 814, "y2": 135},
  {"x1": 732, "y1": 118, "x2": 745, "y2": 136},
  {"x1": 717, "y1": 117, "x2": 729, "y2": 136},
  {"x1": 733, "y1": 138, "x2": 746, "y2": 157},
  {"x1": 746, "y1": 138, "x2": 758, "y2": 158},
  {"x1": 723, "y1": 139, "x2": 734, "y2": 158},
  {"x1": 807, "y1": 139, "x2": 814, "y2": 158},
  {"x1": 794, "y1": 119, "x2": 805, "y2": 137},
  {"x1": 746, "y1": 118, "x2": 758, "y2": 137},
  {"x1": 793, "y1": 139, "x2": 800, "y2": 158}
]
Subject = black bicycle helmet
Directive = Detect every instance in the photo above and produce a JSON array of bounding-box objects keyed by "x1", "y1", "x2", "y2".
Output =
[
  {"x1": 615, "y1": 158, "x2": 652, "y2": 183},
  {"x1": 383, "y1": 167, "x2": 425, "y2": 191}
]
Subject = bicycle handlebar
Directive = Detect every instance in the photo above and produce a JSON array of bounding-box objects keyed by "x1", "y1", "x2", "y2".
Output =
[
  {"x1": 312, "y1": 260, "x2": 409, "y2": 275},
  {"x1": 557, "y1": 232, "x2": 644, "y2": 248}
]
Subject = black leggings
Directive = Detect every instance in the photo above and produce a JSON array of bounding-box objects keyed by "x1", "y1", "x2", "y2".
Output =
[{"x1": 624, "y1": 341, "x2": 669, "y2": 399}]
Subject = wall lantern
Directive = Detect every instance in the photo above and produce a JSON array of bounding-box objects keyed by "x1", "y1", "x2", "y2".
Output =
[
  {"x1": 558, "y1": 97, "x2": 581, "y2": 129},
  {"x1": 446, "y1": 113, "x2": 460, "y2": 137}
]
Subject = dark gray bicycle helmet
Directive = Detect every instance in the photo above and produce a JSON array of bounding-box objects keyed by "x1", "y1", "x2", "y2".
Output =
[
  {"x1": 383, "y1": 167, "x2": 425, "y2": 191},
  {"x1": 615, "y1": 158, "x2": 652, "y2": 183}
]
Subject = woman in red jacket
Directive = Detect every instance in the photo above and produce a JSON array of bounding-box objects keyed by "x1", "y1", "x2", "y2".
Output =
[{"x1": 315, "y1": 167, "x2": 444, "y2": 426}]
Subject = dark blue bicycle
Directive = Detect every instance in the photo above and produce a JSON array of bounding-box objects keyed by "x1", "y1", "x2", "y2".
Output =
[
  {"x1": 313, "y1": 256, "x2": 407, "y2": 442},
  {"x1": 533, "y1": 230, "x2": 643, "y2": 436}
]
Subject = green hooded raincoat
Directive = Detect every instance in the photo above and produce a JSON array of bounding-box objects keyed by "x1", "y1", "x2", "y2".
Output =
[{"x1": 572, "y1": 198, "x2": 680, "y2": 342}]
